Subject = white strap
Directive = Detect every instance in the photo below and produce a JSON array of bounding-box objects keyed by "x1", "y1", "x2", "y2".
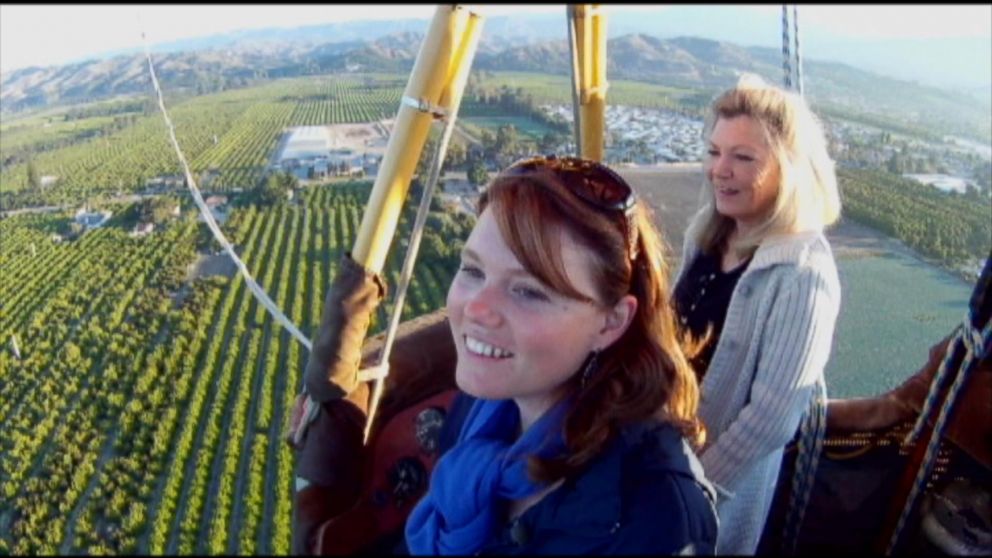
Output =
[
  {"x1": 401, "y1": 95, "x2": 449, "y2": 119},
  {"x1": 357, "y1": 361, "x2": 391, "y2": 383}
]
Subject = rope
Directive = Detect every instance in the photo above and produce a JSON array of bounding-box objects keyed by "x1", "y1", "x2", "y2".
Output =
[
  {"x1": 781, "y1": 5, "x2": 793, "y2": 90},
  {"x1": 361, "y1": 90, "x2": 465, "y2": 444},
  {"x1": 903, "y1": 324, "x2": 961, "y2": 445},
  {"x1": 792, "y1": 5, "x2": 804, "y2": 96},
  {"x1": 885, "y1": 319, "x2": 992, "y2": 554},
  {"x1": 782, "y1": 377, "x2": 827, "y2": 554},
  {"x1": 566, "y1": 5, "x2": 584, "y2": 156},
  {"x1": 138, "y1": 22, "x2": 312, "y2": 352}
]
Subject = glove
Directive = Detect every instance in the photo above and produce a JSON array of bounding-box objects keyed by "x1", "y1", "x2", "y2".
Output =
[
  {"x1": 304, "y1": 253, "x2": 387, "y2": 403},
  {"x1": 826, "y1": 335, "x2": 951, "y2": 433}
]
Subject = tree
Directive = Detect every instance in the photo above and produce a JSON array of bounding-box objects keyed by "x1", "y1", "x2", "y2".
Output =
[
  {"x1": 495, "y1": 125, "x2": 518, "y2": 157},
  {"x1": 66, "y1": 221, "x2": 85, "y2": 239},
  {"x1": 256, "y1": 172, "x2": 296, "y2": 205},
  {"x1": 467, "y1": 158, "x2": 489, "y2": 186},
  {"x1": 444, "y1": 141, "x2": 467, "y2": 171},
  {"x1": 421, "y1": 231, "x2": 449, "y2": 262},
  {"x1": 886, "y1": 153, "x2": 905, "y2": 174},
  {"x1": 64, "y1": 342, "x2": 82, "y2": 364},
  {"x1": 415, "y1": 135, "x2": 440, "y2": 178},
  {"x1": 26, "y1": 159, "x2": 41, "y2": 190},
  {"x1": 479, "y1": 129, "x2": 497, "y2": 159},
  {"x1": 538, "y1": 131, "x2": 560, "y2": 155},
  {"x1": 139, "y1": 197, "x2": 178, "y2": 224}
]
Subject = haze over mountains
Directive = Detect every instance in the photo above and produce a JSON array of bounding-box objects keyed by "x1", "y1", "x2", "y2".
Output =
[
  {"x1": 7, "y1": 7, "x2": 989, "y2": 89},
  {"x1": 2, "y1": 9, "x2": 990, "y2": 143}
]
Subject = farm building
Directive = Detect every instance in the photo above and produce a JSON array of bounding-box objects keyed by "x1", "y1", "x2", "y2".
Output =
[
  {"x1": 131, "y1": 222, "x2": 155, "y2": 237},
  {"x1": 74, "y1": 207, "x2": 112, "y2": 229},
  {"x1": 201, "y1": 195, "x2": 230, "y2": 224},
  {"x1": 275, "y1": 125, "x2": 384, "y2": 180},
  {"x1": 280, "y1": 126, "x2": 333, "y2": 161}
]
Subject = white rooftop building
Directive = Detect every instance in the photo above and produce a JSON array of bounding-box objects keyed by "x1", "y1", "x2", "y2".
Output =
[
  {"x1": 74, "y1": 207, "x2": 112, "y2": 229},
  {"x1": 280, "y1": 126, "x2": 334, "y2": 162}
]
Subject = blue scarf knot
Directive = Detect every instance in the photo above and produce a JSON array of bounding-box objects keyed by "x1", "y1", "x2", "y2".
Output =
[{"x1": 405, "y1": 397, "x2": 569, "y2": 555}]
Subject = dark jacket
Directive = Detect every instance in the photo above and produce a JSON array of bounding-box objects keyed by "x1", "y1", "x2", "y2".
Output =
[{"x1": 400, "y1": 392, "x2": 719, "y2": 555}]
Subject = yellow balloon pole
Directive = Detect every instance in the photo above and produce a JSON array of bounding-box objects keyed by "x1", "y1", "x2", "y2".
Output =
[
  {"x1": 568, "y1": 4, "x2": 608, "y2": 162},
  {"x1": 351, "y1": 5, "x2": 483, "y2": 274},
  {"x1": 292, "y1": 9, "x2": 482, "y2": 549}
]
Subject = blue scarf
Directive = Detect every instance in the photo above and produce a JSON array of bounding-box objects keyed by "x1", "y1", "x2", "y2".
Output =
[{"x1": 405, "y1": 397, "x2": 569, "y2": 555}]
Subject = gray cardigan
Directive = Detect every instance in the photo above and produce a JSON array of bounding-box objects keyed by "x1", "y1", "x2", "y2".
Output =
[{"x1": 675, "y1": 230, "x2": 841, "y2": 555}]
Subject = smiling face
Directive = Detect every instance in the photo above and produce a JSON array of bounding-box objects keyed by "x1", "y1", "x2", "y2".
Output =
[
  {"x1": 447, "y1": 208, "x2": 628, "y2": 428},
  {"x1": 705, "y1": 115, "x2": 782, "y2": 234}
]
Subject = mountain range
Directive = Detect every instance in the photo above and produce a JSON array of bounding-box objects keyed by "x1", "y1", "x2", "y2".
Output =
[
  {"x1": 2, "y1": 23, "x2": 989, "y2": 143},
  {"x1": 9, "y1": 7, "x2": 990, "y2": 89}
]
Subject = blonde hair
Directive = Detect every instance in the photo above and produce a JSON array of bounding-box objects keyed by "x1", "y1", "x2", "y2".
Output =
[{"x1": 687, "y1": 74, "x2": 841, "y2": 257}]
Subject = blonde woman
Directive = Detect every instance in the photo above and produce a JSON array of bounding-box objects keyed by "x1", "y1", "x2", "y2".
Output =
[{"x1": 672, "y1": 75, "x2": 842, "y2": 554}]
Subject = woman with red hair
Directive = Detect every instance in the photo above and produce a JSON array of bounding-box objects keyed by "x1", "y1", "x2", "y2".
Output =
[{"x1": 294, "y1": 155, "x2": 718, "y2": 555}]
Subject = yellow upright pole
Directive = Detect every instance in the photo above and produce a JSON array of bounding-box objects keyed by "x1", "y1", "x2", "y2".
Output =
[
  {"x1": 569, "y1": 4, "x2": 608, "y2": 162},
  {"x1": 351, "y1": 5, "x2": 483, "y2": 273}
]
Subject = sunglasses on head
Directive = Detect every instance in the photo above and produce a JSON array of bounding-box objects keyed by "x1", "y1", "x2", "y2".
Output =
[{"x1": 498, "y1": 155, "x2": 640, "y2": 261}]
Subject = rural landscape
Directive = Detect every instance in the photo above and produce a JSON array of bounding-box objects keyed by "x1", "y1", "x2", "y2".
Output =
[{"x1": 1, "y1": 7, "x2": 990, "y2": 555}]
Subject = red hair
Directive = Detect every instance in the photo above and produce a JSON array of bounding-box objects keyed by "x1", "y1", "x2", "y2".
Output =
[{"x1": 479, "y1": 164, "x2": 704, "y2": 481}]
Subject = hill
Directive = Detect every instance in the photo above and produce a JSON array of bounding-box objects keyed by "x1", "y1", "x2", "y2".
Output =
[{"x1": 3, "y1": 31, "x2": 988, "y2": 143}]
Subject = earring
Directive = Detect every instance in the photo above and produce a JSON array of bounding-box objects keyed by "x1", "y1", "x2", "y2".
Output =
[{"x1": 580, "y1": 350, "x2": 600, "y2": 389}]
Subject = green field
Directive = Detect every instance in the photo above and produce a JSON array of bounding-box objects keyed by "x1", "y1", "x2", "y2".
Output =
[
  {"x1": 460, "y1": 116, "x2": 556, "y2": 140},
  {"x1": 2, "y1": 115, "x2": 121, "y2": 153},
  {"x1": 827, "y1": 251, "x2": 972, "y2": 398},
  {"x1": 0, "y1": 182, "x2": 466, "y2": 555},
  {"x1": 471, "y1": 71, "x2": 703, "y2": 108},
  {"x1": 0, "y1": 75, "x2": 407, "y2": 208}
]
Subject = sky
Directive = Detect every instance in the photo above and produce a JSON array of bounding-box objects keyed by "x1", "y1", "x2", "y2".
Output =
[{"x1": 2, "y1": 4, "x2": 991, "y2": 75}]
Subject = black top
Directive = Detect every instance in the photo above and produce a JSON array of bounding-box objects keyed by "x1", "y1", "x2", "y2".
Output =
[{"x1": 673, "y1": 250, "x2": 749, "y2": 379}]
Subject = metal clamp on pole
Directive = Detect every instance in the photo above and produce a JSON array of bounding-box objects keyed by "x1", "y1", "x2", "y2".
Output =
[
  {"x1": 401, "y1": 95, "x2": 450, "y2": 120},
  {"x1": 579, "y1": 83, "x2": 610, "y2": 104}
]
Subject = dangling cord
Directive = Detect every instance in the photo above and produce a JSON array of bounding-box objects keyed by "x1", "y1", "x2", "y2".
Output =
[
  {"x1": 136, "y1": 12, "x2": 311, "y2": 352},
  {"x1": 361, "y1": 94, "x2": 464, "y2": 444},
  {"x1": 903, "y1": 325, "x2": 961, "y2": 446},
  {"x1": 792, "y1": 5, "x2": 804, "y2": 97},
  {"x1": 781, "y1": 5, "x2": 793, "y2": 90},
  {"x1": 782, "y1": 377, "x2": 827, "y2": 554},
  {"x1": 566, "y1": 5, "x2": 583, "y2": 156}
]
